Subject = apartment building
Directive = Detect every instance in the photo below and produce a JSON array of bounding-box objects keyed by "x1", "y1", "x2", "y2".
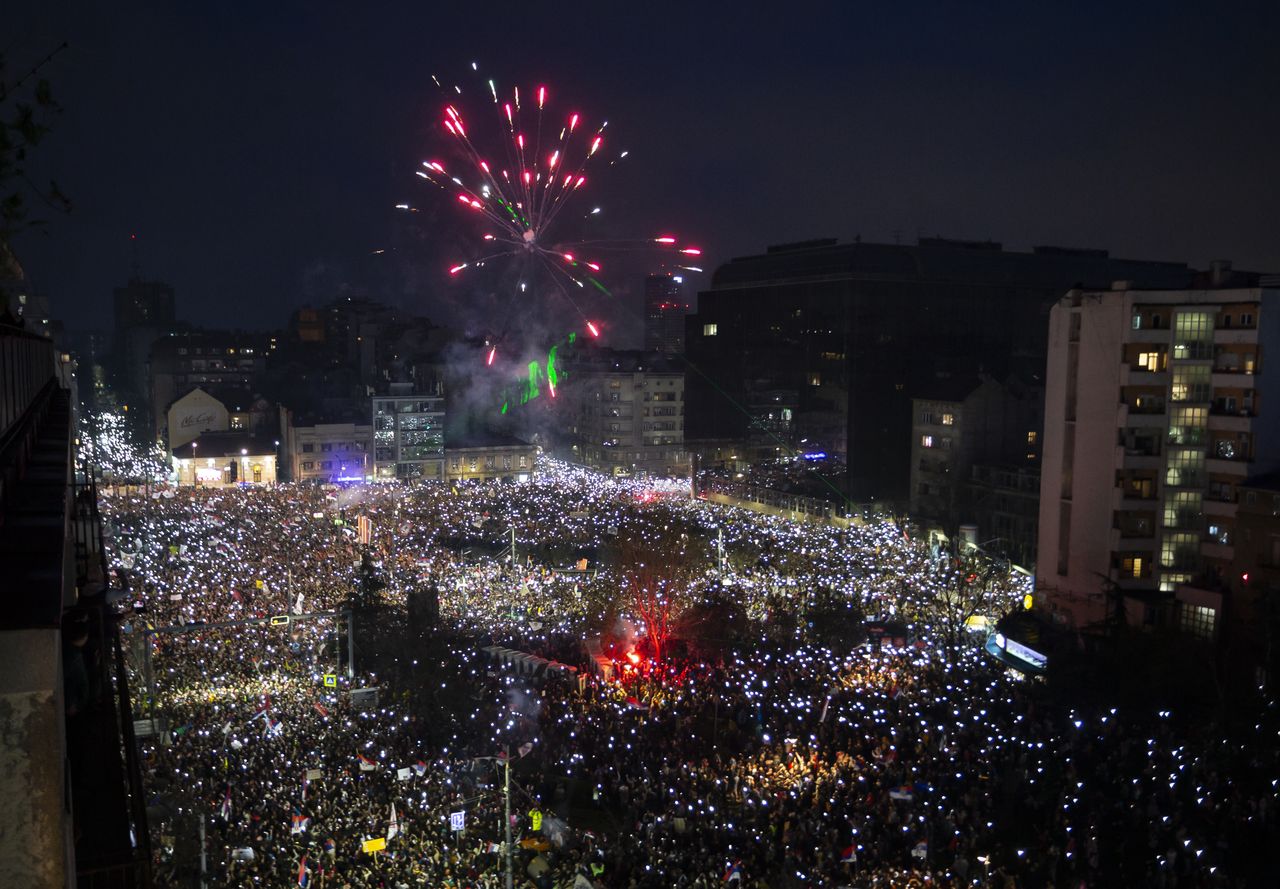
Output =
[
  {"x1": 371, "y1": 383, "x2": 445, "y2": 480},
  {"x1": 559, "y1": 350, "x2": 688, "y2": 477},
  {"x1": 1038, "y1": 270, "x2": 1280, "y2": 631},
  {"x1": 291, "y1": 421, "x2": 373, "y2": 482}
]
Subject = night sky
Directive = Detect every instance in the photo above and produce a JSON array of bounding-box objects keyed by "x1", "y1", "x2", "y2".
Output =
[{"x1": 9, "y1": 1, "x2": 1280, "y2": 342}]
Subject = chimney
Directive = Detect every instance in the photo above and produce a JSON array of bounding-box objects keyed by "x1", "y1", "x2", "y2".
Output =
[{"x1": 1210, "y1": 259, "x2": 1232, "y2": 288}]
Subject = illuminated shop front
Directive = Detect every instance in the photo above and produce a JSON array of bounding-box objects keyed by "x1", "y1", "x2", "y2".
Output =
[{"x1": 171, "y1": 431, "x2": 277, "y2": 487}]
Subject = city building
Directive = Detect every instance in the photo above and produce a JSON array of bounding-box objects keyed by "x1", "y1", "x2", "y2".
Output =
[
  {"x1": 166, "y1": 386, "x2": 278, "y2": 452},
  {"x1": 445, "y1": 432, "x2": 537, "y2": 483},
  {"x1": 171, "y1": 431, "x2": 278, "y2": 486},
  {"x1": 1037, "y1": 269, "x2": 1280, "y2": 632},
  {"x1": 372, "y1": 383, "x2": 445, "y2": 480},
  {"x1": 910, "y1": 374, "x2": 1043, "y2": 564},
  {"x1": 686, "y1": 237, "x2": 1196, "y2": 501},
  {"x1": 149, "y1": 330, "x2": 270, "y2": 440},
  {"x1": 1230, "y1": 471, "x2": 1280, "y2": 685},
  {"x1": 290, "y1": 421, "x2": 373, "y2": 482},
  {"x1": 644, "y1": 272, "x2": 691, "y2": 354},
  {"x1": 558, "y1": 349, "x2": 688, "y2": 477},
  {"x1": 112, "y1": 274, "x2": 176, "y2": 414}
]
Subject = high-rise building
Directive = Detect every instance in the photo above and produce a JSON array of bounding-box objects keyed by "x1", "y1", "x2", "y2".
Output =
[
  {"x1": 686, "y1": 237, "x2": 1195, "y2": 501},
  {"x1": 112, "y1": 276, "x2": 176, "y2": 411},
  {"x1": 1037, "y1": 268, "x2": 1280, "y2": 633},
  {"x1": 644, "y1": 273, "x2": 690, "y2": 354},
  {"x1": 372, "y1": 382, "x2": 445, "y2": 480}
]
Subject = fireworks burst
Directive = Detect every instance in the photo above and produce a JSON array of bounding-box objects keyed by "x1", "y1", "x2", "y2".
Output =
[{"x1": 405, "y1": 65, "x2": 701, "y2": 364}]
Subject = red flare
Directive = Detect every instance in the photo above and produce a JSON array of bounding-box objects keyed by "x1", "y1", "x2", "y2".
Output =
[
  {"x1": 590, "y1": 136, "x2": 602, "y2": 155},
  {"x1": 562, "y1": 253, "x2": 575, "y2": 262},
  {"x1": 586, "y1": 262, "x2": 601, "y2": 272},
  {"x1": 483, "y1": 234, "x2": 495, "y2": 241},
  {"x1": 458, "y1": 194, "x2": 471, "y2": 204},
  {"x1": 569, "y1": 113, "x2": 579, "y2": 132},
  {"x1": 655, "y1": 236, "x2": 677, "y2": 244},
  {"x1": 523, "y1": 171, "x2": 532, "y2": 184},
  {"x1": 680, "y1": 248, "x2": 702, "y2": 256},
  {"x1": 548, "y1": 150, "x2": 559, "y2": 169},
  {"x1": 449, "y1": 264, "x2": 467, "y2": 275},
  {"x1": 479, "y1": 161, "x2": 490, "y2": 173},
  {"x1": 587, "y1": 321, "x2": 600, "y2": 338},
  {"x1": 444, "y1": 120, "x2": 457, "y2": 136},
  {"x1": 487, "y1": 347, "x2": 496, "y2": 366},
  {"x1": 517, "y1": 134, "x2": 524, "y2": 150},
  {"x1": 574, "y1": 176, "x2": 585, "y2": 188},
  {"x1": 537, "y1": 86, "x2": 546, "y2": 109},
  {"x1": 504, "y1": 103, "x2": 513, "y2": 125}
]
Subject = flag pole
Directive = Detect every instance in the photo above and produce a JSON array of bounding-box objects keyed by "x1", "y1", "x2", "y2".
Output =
[{"x1": 504, "y1": 745, "x2": 514, "y2": 889}]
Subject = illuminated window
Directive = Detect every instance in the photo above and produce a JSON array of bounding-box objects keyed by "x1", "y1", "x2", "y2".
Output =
[
  {"x1": 921, "y1": 435, "x2": 934, "y2": 448},
  {"x1": 703, "y1": 323, "x2": 718, "y2": 336},
  {"x1": 302, "y1": 461, "x2": 315, "y2": 471},
  {"x1": 1136, "y1": 351, "x2": 1163, "y2": 370},
  {"x1": 1121, "y1": 556, "x2": 1144, "y2": 578},
  {"x1": 941, "y1": 414, "x2": 955, "y2": 426},
  {"x1": 1161, "y1": 532, "x2": 1198, "y2": 569},
  {"x1": 807, "y1": 373, "x2": 821, "y2": 386},
  {"x1": 1180, "y1": 604, "x2": 1216, "y2": 639},
  {"x1": 1026, "y1": 430, "x2": 1038, "y2": 444}
]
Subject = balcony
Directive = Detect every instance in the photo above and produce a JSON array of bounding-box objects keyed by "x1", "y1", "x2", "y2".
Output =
[
  {"x1": 1118, "y1": 449, "x2": 1162, "y2": 471},
  {"x1": 1206, "y1": 412, "x2": 1252, "y2": 433},
  {"x1": 1127, "y1": 327, "x2": 1172, "y2": 344},
  {"x1": 1201, "y1": 541, "x2": 1234, "y2": 561},
  {"x1": 1121, "y1": 366, "x2": 1169, "y2": 386},
  {"x1": 1205, "y1": 455, "x2": 1250, "y2": 476},
  {"x1": 1203, "y1": 499, "x2": 1236, "y2": 517},
  {"x1": 1214, "y1": 327, "x2": 1259, "y2": 345}
]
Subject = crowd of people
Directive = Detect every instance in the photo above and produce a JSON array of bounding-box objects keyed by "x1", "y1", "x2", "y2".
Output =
[{"x1": 99, "y1": 458, "x2": 1279, "y2": 887}]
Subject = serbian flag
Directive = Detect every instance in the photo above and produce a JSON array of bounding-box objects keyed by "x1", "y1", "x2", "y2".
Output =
[
  {"x1": 313, "y1": 702, "x2": 329, "y2": 718},
  {"x1": 296, "y1": 854, "x2": 310, "y2": 888},
  {"x1": 411, "y1": 760, "x2": 428, "y2": 777},
  {"x1": 357, "y1": 753, "x2": 376, "y2": 771},
  {"x1": 323, "y1": 838, "x2": 336, "y2": 857},
  {"x1": 291, "y1": 813, "x2": 310, "y2": 834},
  {"x1": 625, "y1": 697, "x2": 649, "y2": 711},
  {"x1": 219, "y1": 785, "x2": 232, "y2": 820},
  {"x1": 840, "y1": 845, "x2": 857, "y2": 864},
  {"x1": 723, "y1": 861, "x2": 742, "y2": 882},
  {"x1": 250, "y1": 699, "x2": 271, "y2": 723},
  {"x1": 889, "y1": 785, "x2": 914, "y2": 801}
]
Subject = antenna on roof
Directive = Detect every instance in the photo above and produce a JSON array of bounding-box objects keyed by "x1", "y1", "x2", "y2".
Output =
[{"x1": 130, "y1": 233, "x2": 142, "y2": 279}]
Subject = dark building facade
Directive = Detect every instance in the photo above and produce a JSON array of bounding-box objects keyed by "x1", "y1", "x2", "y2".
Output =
[
  {"x1": 644, "y1": 273, "x2": 690, "y2": 354},
  {"x1": 112, "y1": 276, "x2": 176, "y2": 413},
  {"x1": 685, "y1": 237, "x2": 1195, "y2": 502},
  {"x1": 149, "y1": 330, "x2": 271, "y2": 441}
]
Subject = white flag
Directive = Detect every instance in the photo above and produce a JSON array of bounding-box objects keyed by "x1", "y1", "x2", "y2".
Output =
[{"x1": 387, "y1": 803, "x2": 400, "y2": 840}]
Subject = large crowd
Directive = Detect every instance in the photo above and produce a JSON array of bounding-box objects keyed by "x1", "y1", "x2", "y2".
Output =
[{"x1": 99, "y1": 458, "x2": 1279, "y2": 887}]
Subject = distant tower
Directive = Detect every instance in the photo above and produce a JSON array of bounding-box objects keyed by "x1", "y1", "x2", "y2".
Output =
[{"x1": 643, "y1": 273, "x2": 689, "y2": 354}]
